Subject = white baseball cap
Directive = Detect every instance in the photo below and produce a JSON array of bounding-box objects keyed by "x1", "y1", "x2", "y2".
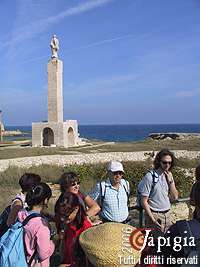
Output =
[{"x1": 107, "y1": 161, "x2": 124, "y2": 172}]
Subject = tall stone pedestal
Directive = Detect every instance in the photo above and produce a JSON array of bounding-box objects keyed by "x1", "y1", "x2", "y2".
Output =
[
  {"x1": 0, "y1": 123, "x2": 3, "y2": 142},
  {"x1": 48, "y1": 59, "x2": 63, "y2": 122},
  {"x1": 32, "y1": 56, "x2": 81, "y2": 148}
]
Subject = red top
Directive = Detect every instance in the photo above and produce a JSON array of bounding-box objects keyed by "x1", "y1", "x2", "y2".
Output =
[{"x1": 63, "y1": 218, "x2": 92, "y2": 267}]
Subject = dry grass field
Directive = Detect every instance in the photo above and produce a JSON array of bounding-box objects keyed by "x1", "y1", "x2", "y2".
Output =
[{"x1": 0, "y1": 137, "x2": 200, "y2": 159}]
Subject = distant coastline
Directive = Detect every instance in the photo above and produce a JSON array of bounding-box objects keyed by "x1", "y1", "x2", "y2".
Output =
[{"x1": 4, "y1": 124, "x2": 200, "y2": 142}]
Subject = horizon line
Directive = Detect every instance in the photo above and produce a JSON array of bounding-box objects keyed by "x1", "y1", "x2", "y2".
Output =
[{"x1": 4, "y1": 123, "x2": 200, "y2": 127}]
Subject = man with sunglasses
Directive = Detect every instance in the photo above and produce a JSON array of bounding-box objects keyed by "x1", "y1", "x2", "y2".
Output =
[
  {"x1": 138, "y1": 149, "x2": 178, "y2": 232},
  {"x1": 90, "y1": 161, "x2": 130, "y2": 223}
]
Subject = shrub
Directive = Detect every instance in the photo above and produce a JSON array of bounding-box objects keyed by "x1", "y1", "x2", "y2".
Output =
[
  {"x1": 172, "y1": 167, "x2": 193, "y2": 198},
  {"x1": 177, "y1": 157, "x2": 200, "y2": 169},
  {"x1": 0, "y1": 161, "x2": 194, "y2": 201}
]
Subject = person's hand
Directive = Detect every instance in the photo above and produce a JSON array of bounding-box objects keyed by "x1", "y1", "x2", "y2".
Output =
[
  {"x1": 92, "y1": 219, "x2": 102, "y2": 226},
  {"x1": 152, "y1": 217, "x2": 160, "y2": 226},
  {"x1": 164, "y1": 171, "x2": 173, "y2": 184},
  {"x1": 59, "y1": 264, "x2": 70, "y2": 267},
  {"x1": 152, "y1": 218, "x2": 164, "y2": 231}
]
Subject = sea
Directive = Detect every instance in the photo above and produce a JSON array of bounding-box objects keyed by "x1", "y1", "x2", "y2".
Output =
[{"x1": 4, "y1": 124, "x2": 200, "y2": 142}]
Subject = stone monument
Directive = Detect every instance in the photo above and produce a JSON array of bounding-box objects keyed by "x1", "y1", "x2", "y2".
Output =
[
  {"x1": 32, "y1": 35, "x2": 80, "y2": 147},
  {"x1": 0, "y1": 123, "x2": 2, "y2": 142},
  {"x1": 0, "y1": 110, "x2": 3, "y2": 142}
]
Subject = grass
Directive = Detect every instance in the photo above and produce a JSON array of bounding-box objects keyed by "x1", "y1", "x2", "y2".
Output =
[
  {"x1": 0, "y1": 147, "x2": 74, "y2": 159},
  {"x1": 0, "y1": 138, "x2": 200, "y2": 159},
  {"x1": 91, "y1": 138, "x2": 200, "y2": 152}
]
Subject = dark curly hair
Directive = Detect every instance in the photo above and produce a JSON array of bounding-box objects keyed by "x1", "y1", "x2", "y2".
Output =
[
  {"x1": 19, "y1": 173, "x2": 41, "y2": 193},
  {"x1": 59, "y1": 172, "x2": 80, "y2": 193},
  {"x1": 55, "y1": 192, "x2": 86, "y2": 229},
  {"x1": 26, "y1": 182, "x2": 52, "y2": 209},
  {"x1": 153, "y1": 149, "x2": 176, "y2": 171}
]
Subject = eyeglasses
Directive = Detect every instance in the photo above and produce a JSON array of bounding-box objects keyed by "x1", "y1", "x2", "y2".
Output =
[
  {"x1": 113, "y1": 171, "x2": 123, "y2": 175},
  {"x1": 161, "y1": 161, "x2": 172, "y2": 165},
  {"x1": 70, "y1": 181, "x2": 80, "y2": 187}
]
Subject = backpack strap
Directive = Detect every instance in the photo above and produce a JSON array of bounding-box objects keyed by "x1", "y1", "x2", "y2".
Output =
[
  {"x1": 100, "y1": 179, "x2": 130, "y2": 208},
  {"x1": 28, "y1": 249, "x2": 38, "y2": 266},
  {"x1": 21, "y1": 213, "x2": 43, "y2": 266},
  {"x1": 121, "y1": 179, "x2": 130, "y2": 207},
  {"x1": 99, "y1": 181, "x2": 107, "y2": 207},
  {"x1": 122, "y1": 179, "x2": 130, "y2": 196},
  {"x1": 148, "y1": 170, "x2": 159, "y2": 197},
  {"x1": 21, "y1": 213, "x2": 42, "y2": 227}
]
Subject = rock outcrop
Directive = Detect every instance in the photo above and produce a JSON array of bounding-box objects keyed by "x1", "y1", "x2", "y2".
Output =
[
  {"x1": 149, "y1": 133, "x2": 200, "y2": 140},
  {"x1": 3, "y1": 130, "x2": 23, "y2": 136}
]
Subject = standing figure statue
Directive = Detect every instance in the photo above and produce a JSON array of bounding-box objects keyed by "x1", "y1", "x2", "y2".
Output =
[{"x1": 50, "y1": 34, "x2": 59, "y2": 59}]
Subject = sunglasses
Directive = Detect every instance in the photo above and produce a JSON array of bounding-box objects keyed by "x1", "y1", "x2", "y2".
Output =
[
  {"x1": 112, "y1": 171, "x2": 123, "y2": 175},
  {"x1": 70, "y1": 181, "x2": 80, "y2": 187},
  {"x1": 161, "y1": 161, "x2": 172, "y2": 165}
]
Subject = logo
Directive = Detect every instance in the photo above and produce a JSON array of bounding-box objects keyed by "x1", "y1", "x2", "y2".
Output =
[
  {"x1": 129, "y1": 228, "x2": 196, "y2": 253},
  {"x1": 129, "y1": 228, "x2": 152, "y2": 252}
]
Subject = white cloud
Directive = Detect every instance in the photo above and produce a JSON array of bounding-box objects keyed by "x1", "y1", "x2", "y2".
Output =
[
  {"x1": 64, "y1": 33, "x2": 138, "y2": 52},
  {"x1": 64, "y1": 73, "x2": 140, "y2": 96},
  {"x1": 175, "y1": 88, "x2": 200, "y2": 98},
  {"x1": 0, "y1": 0, "x2": 114, "y2": 50},
  {"x1": 46, "y1": 0, "x2": 114, "y2": 21}
]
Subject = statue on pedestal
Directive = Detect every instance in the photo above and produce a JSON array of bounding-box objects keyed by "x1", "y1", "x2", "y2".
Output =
[{"x1": 50, "y1": 34, "x2": 59, "y2": 59}]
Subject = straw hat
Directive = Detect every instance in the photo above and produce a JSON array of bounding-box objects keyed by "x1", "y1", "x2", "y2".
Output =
[{"x1": 79, "y1": 223, "x2": 142, "y2": 267}]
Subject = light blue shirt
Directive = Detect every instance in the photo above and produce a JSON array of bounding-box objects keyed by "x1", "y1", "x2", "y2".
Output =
[
  {"x1": 138, "y1": 171, "x2": 171, "y2": 211},
  {"x1": 90, "y1": 178, "x2": 129, "y2": 222}
]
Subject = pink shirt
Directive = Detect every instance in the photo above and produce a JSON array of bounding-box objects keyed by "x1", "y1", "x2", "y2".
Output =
[{"x1": 18, "y1": 210, "x2": 55, "y2": 267}]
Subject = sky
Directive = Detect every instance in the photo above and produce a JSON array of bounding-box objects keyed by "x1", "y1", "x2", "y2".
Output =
[{"x1": 1, "y1": 0, "x2": 200, "y2": 125}]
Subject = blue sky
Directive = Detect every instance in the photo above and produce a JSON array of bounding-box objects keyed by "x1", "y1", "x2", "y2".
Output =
[{"x1": 1, "y1": 0, "x2": 200, "y2": 125}]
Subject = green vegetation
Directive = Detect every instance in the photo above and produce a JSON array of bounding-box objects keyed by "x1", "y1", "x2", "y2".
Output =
[
  {"x1": 176, "y1": 157, "x2": 200, "y2": 169},
  {"x1": 0, "y1": 159, "x2": 195, "y2": 212}
]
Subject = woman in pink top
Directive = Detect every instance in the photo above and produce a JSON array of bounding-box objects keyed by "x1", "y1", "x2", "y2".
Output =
[
  {"x1": 7, "y1": 173, "x2": 41, "y2": 226},
  {"x1": 18, "y1": 182, "x2": 55, "y2": 267}
]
